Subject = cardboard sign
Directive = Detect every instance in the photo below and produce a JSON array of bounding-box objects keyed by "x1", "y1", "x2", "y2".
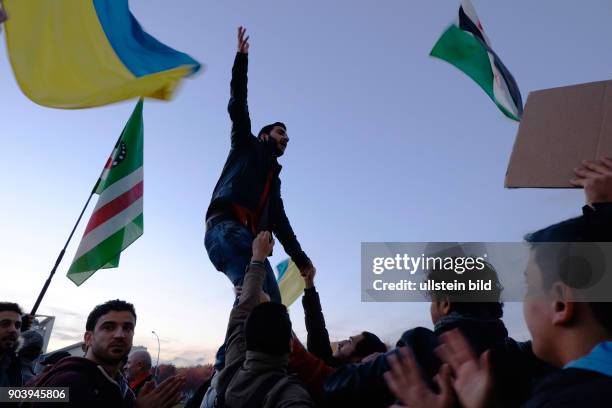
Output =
[{"x1": 505, "y1": 80, "x2": 612, "y2": 187}]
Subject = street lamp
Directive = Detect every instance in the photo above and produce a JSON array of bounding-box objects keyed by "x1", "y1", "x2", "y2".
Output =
[{"x1": 151, "y1": 330, "x2": 160, "y2": 379}]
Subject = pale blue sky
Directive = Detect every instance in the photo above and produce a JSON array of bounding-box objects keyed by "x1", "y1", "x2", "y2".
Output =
[{"x1": 1, "y1": 0, "x2": 610, "y2": 365}]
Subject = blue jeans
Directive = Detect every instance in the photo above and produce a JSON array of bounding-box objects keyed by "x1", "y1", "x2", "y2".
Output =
[{"x1": 205, "y1": 218, "x2": 281, "y2": 304}]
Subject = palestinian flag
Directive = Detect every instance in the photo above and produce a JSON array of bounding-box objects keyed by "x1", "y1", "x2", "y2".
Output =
[
  {"x1": 431, "y1": 0, "x2": 523, "y2": 121},
  {"x1": 67, "y1": 100, "x2": 144, "y2": 286}
]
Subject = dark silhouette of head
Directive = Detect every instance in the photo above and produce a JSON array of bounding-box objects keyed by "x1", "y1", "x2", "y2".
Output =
[{"x1": 245, "y1": 302, "x2": 292, "y2": 356}]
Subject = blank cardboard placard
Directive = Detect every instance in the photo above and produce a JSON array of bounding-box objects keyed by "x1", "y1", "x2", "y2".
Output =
[{"x1": 505, "y1": 80, "x2": 612, "y2": 188}]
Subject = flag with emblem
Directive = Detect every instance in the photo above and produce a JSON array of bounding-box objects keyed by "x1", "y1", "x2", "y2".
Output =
[
  {"x1": 430, "y1": 0, "x2": 523, "y2": 121},
  {"x1": 67, "y1": 99, "x2": 144, "y2": 286}
]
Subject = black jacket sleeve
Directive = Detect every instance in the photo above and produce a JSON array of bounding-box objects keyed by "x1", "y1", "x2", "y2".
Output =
[
  {"x1": 228, "y1": 52, "x2": 253, "y2": 148},
  {"x1": 302, "y1": 287, "x2": 335, "y2": 365},
  {"x1": 271, "y1": 177, "x2": 310, "y2": 268},
  {"x1": 324, "y1": 351, "x2": 396, "y2": 407},
  {"x1": 583, "y1": 203, "x2": 612, "y2": 240}
]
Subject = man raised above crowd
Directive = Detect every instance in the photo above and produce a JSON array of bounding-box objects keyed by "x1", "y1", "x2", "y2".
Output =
[{"x1": 205, "y1": 26, "x2": 315, "y2": 304}]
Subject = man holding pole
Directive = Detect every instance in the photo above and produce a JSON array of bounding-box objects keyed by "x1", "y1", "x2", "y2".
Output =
[{"x1": 205, "y1": 26, "x2": 315, "y2": 304}]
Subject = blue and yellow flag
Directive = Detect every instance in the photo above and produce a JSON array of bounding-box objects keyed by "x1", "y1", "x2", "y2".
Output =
[
  {"x1": 276, "y1": 259, "x2": 305, "y2": 307},
  {"x1": 3, "y1": 0, "x2": 201, "y2": 109}
]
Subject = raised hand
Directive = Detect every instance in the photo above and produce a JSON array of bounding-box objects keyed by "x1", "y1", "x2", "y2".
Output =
[
  {"x1": 237, "y1": 26, "x2": 250, "y2": 54},
  {"x1": 384, "y1": 347, "x2": 454, "y2": 408},
  {"x1": 436, "y1": 329, "x2": 494, "y2": 408},
  {"x1": 0, "y1": 0, "x2": 7, "y2": 24},
  {"x1": 251, "y1": 231, "x2": 274, "y2": 262},
  {"x1": 135, "y1": 375, "x2": 186, "y2": 408},
  {"x1": 571, "y1": 157, "x2": 612, "y2": 205},
  {"x1": 302, "y1": 263, "x2": 316, "y2": 289}
]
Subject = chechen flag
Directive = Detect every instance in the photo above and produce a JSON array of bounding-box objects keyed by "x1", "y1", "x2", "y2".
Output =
[
  {"x1": 67, "y1": 100, "x2": 144, "y2": 286},
  {"x1": 431, "y1": 0, "x2": 523, "y2": 121}
]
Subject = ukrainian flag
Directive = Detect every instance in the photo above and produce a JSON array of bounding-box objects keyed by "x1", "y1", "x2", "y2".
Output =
[
  {"x1": 3, "y1": 0, "x2": 201, "y2": 109},
  {"x1": 276, "y1": 258, "x2": 305, "y2": 307}
]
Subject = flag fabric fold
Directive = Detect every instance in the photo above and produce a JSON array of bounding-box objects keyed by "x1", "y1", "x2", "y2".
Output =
[
  {"x1": 67, "y1": 100, "x2": 144, "y2": 286},
  {"x1": 3, "y1": 0, "x2": 200, "y2": 109},
  {"x1": 431, "y1": 0, "x2": 523, "y2": 121},
  {"x1": 276, "y1": 258, "x2": 305, "y2": 307}
]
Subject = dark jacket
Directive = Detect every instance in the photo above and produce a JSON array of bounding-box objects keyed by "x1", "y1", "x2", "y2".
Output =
[
  {"x1": 210, "y1": 263, "x2": 313, "y2": 408},
  {"x1": 0, "y1": 352, "x2": 23, "y2": 387},
  {"x1": 523, "y1": 368, "x2": 612, "y2": 408},
  {"x1": 324, "y1": 314, "x2": 553, "y2": 408},
  {"x1": 289, "y1": 337, "x2": 336, "y2": 403},
  {"x1": 302, "y1": 287, "x2": 341, "y2": 368},
  {"x1": 206, "y1": 52, "x2": 309, "y2": 268},
  {"x1": 27, "y1": 356, "x2": 135, "y2": 408}
]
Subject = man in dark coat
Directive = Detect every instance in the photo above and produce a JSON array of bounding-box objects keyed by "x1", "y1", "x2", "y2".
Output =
[
  {"x1": 29, "y1": 300, "x2": 184, "y2": 408},
  {"x1": 0, "y1": 302, "x2": 24, "y2": 387},
  {"x1": 205, "y1": 26, "x2": 315, "y2": 305}
]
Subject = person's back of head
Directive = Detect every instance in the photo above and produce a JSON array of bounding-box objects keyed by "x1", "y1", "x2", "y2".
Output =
[{"x1": 245, "y1": 302, "x2": 292, "y2": 356}]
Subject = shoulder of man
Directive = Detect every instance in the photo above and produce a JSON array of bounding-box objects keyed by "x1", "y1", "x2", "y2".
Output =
[
  {"x1": 33, "y1": 357, "x2": 98, "y2": 386},
  {"x1": 34, "y1": 357, "x2": 125, "y2": 404},
  {"x1": 524, "y1": 368, "x2": 612, "y2": 408},
  {"x1": 264, "y1": 374, "x2": 313, "y2": 408}
]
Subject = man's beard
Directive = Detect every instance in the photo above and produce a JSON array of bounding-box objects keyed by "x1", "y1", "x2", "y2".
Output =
[
  {"x1": 91, "y1": 342, "x2": 130, "y2": 366},
  {"x1": 0, "y1": 335, "x2": 19, "y2": 354},
  {"x1": 264, "y1": 138, "x2": 284, "y2": 157}
]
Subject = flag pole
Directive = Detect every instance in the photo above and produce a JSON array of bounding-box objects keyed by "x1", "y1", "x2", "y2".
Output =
[
  {"x1": 30, "y1": 179, "x2": 101, "y2": 316},
  {"x1": 30, "y1": 100, "x2": 137, "y2": 315}
]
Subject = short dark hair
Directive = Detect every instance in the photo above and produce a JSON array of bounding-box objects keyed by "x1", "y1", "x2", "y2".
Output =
[
  {"x1": 86, "y1": 300, "x2": 136, "y2": 332},
  {"x1": 0, "y1": 302, "x2": 23, "y2": 315},
  {"x1": 353, "y1": 331, "x2": 387, "y2": 358},
  {"x1": 245, "y1": 302, "x2": 292, "y2": 356},
  {"x1": 258, "y1": 122, "x2": 286, "y2": 138},
  {"x1": 426, "y1": 259, "x2": 504, "y2": 319},
  {"x1": 526, "y1": 213, "x2": 612, "y2": 331}
]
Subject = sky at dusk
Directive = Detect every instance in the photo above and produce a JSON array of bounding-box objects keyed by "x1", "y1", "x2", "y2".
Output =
[{"x1": 2, "y1": 0, "x2": 611, "y2": 365}]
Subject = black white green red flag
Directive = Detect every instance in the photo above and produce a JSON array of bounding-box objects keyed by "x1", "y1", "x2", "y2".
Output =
[
  {"x1": 431, "y1": 0, "x2": 523, "y2": 121},
  {"x1": 67, "y1": 100, "x2": 144, "y2": 286}
]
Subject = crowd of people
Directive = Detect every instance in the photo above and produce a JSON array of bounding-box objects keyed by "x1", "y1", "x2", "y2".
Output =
[{"x1": 3, "y1": 26, "x2": 612, "y2": 407}]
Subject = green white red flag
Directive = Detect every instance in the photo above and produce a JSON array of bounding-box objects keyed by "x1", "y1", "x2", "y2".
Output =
[
  {"x1": 431, "y1": 0, "x2": 523, "y2": 121},
  {"x1": 67, "y1": 100, "x2": 144, "y2": 286}
]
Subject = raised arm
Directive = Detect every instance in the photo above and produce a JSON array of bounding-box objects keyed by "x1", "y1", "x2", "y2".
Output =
[
  {"x1": 223, "y1": 231, "x2": 274, "y2": 367},
  {"x1": 228, "y1": 26, "x2": 253, "y2": 148},
  {"x1": 302, "y1": 268, "x2": 335, "y2": 364}
]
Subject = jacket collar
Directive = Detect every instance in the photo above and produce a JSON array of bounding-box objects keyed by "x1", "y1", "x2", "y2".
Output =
[
  {"x1": 565, "y1": 341, "x2": 612, "y2": 376},
  {"x1": 129, "y1": 371, "x2": 152, "y2": 390}
]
